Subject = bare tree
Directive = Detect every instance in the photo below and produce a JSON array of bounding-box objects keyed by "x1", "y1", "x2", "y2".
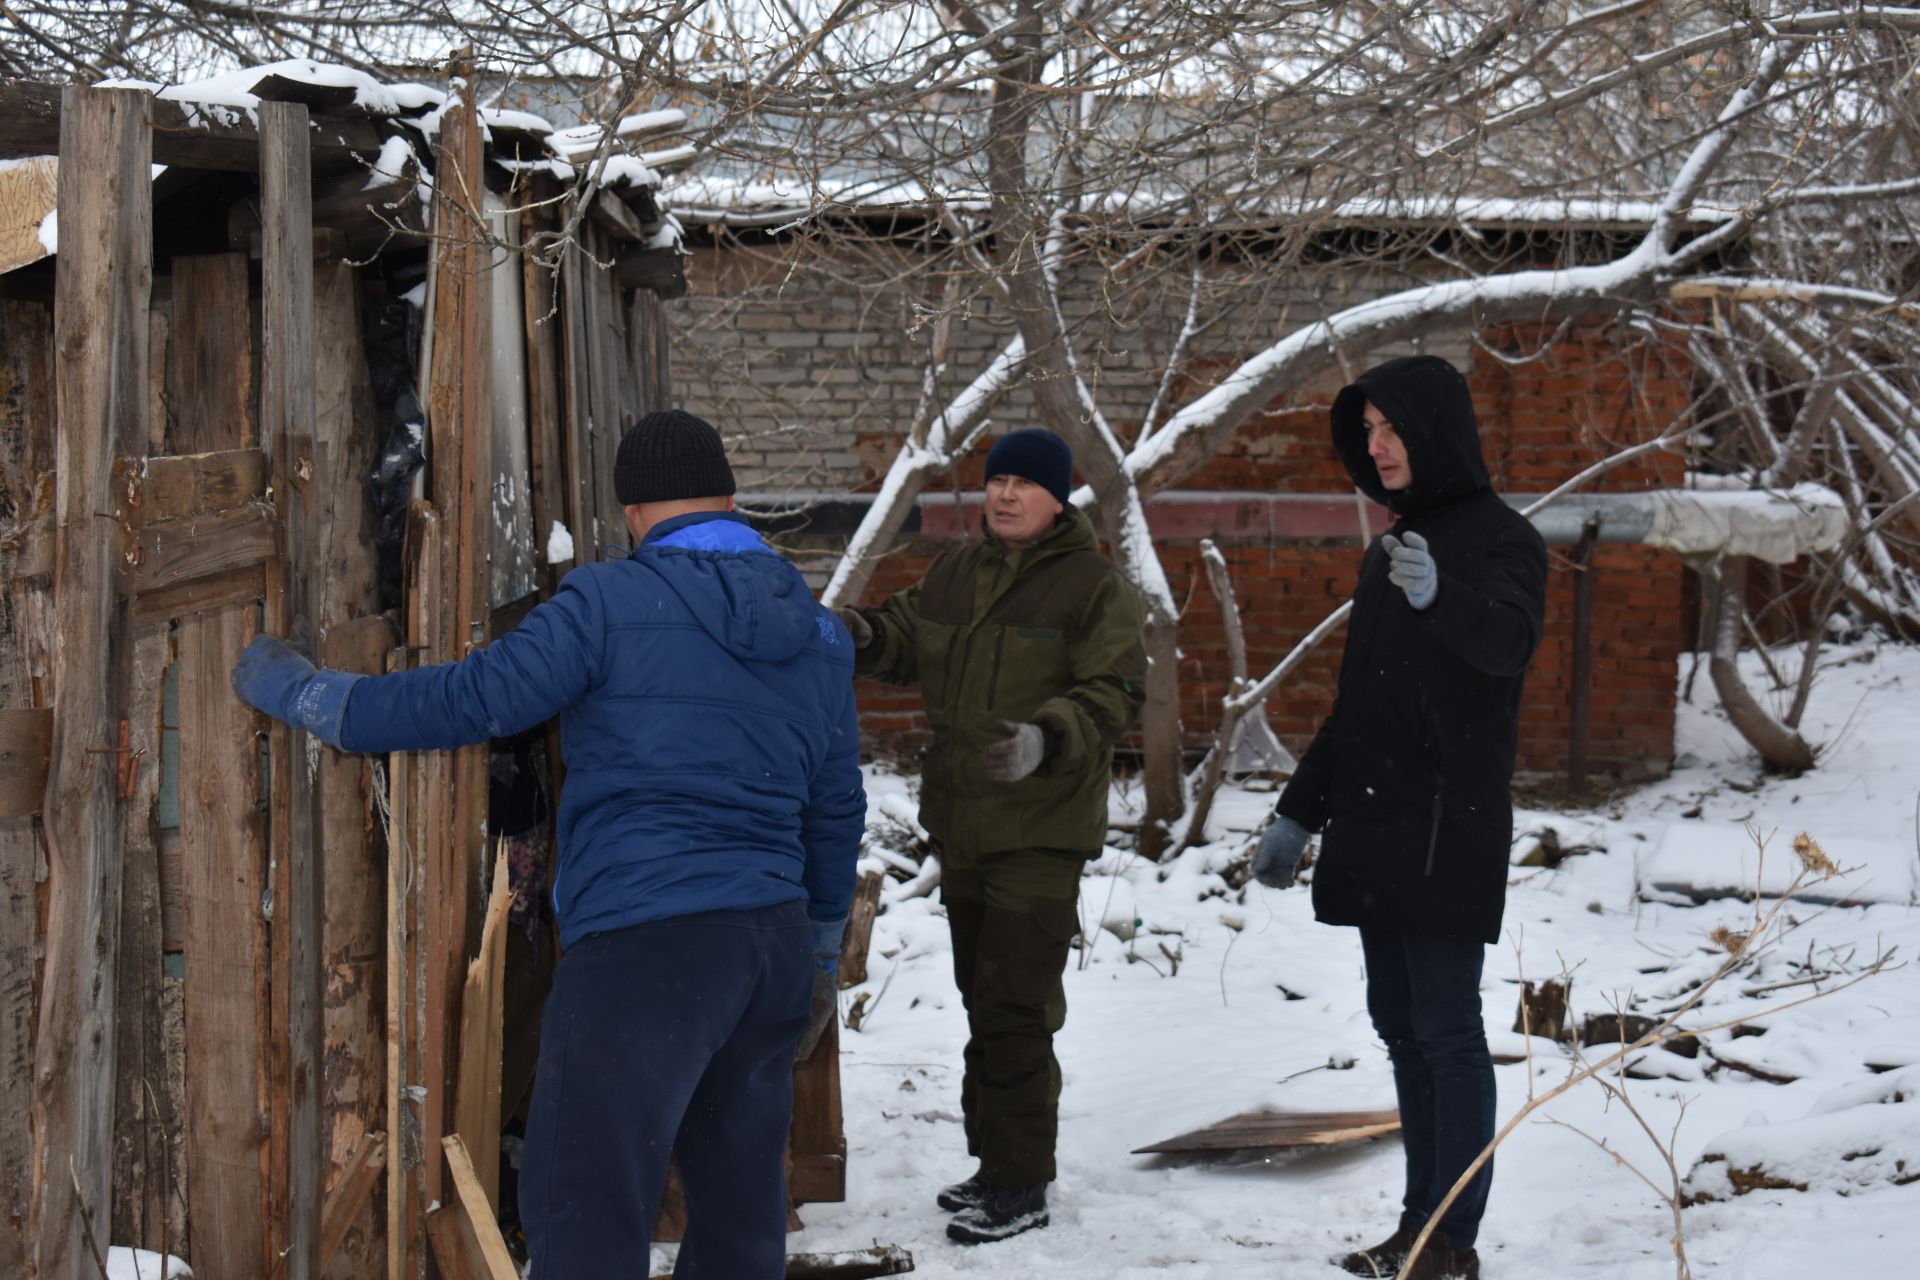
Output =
[{"x1": 650, "y1": 2, "x2": 1920, "y2": 842}]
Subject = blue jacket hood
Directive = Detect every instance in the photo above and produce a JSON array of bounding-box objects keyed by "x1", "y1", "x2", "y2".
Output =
[{"x1": 635, "y1": 512, "x2": 821, "y2": 663}]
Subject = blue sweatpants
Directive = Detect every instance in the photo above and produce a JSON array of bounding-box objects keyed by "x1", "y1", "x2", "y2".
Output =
[{"x1": 520, "y1": 903, "x2": 812, "y2": 1279}]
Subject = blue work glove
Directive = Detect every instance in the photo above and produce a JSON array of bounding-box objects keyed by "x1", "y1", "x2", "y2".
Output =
[
  {"x1": 230, "y1": 633, "x2": 362, "y2": 750},
  {"x1": 983, "y1": 720, "x2": 1046, "y2": 782},
  {"x1": 796, "y1": 913, "x2": 849, "y2": 1061},
  {"x1": 1382, "y1": 530, "x2": 1439, "y2": 610},
  {"x1": 1252, "y1": 814, "x2": 1311, "y2": 888}
]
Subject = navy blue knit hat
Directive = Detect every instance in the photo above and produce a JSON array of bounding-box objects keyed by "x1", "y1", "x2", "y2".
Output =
[
  {"x1": 984, "y1": 429, "x2": 1073, "y2": 506},
  {"x1": 614, "y1": 409, "x2": 737, "y2": 506}
]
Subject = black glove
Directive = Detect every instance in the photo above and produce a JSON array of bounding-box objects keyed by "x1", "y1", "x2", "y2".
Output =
[
  {"x1": 1252, "y1": 815, "x2": 1311, "y2": 888},
  {"x1": 835, "y1": 606, "x2": 873, "y2": 649},
  {"x1": 983, "y1": 720, "x2": 1045, "y2": 782}
]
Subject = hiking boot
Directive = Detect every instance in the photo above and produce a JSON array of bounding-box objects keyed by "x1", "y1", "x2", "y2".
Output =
[
  {"x1": 1338, "y1": 1212, "x2": 1422, "y2": 1276},
  {"x1": 945, "y1": 1182, "x2": 1049, "y2": 1244},
  {"x1": 1401, "y1": 1237, "x2": 1479, "y2": 1280},
  {"x1": 935, "y1": 1170, "x2": 989, "y2": 1213}
]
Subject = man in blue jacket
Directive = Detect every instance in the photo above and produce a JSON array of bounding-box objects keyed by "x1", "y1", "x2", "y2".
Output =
[{"x1": 232, "y1": 410, "x2": 866, "y2": 1280}]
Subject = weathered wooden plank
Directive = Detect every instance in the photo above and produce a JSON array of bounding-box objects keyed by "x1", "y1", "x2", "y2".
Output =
[
  {"x1": 422, "y1": 76, "x2": 492, "y2": 1225},
  {"x1": 30, "y1": 85, "x2": 149, "y2": 1280},
  {"x1": 169, "y1": 255, "x2": 253, "y2": 454},
  {"x1": 790, "y1": 1012, "x2": 847, "y2": 1205},
  {"x1": 0, "y1": 294, "x2": 54, "y2": 1276},
  {"x1": 521, "y1": 209, "x2": 570, "y2": 581},
  {"x1": 311, "y1": 260, "x2": 389, "y2": 1280},
  {"x1": 837, "y1": 871, "x2": 885, "y2": 990},
  {"x1": 431, "y1": 1136, "x2": 517, "y2": 1280},
  {"x1": 260, "y1": 98, "x2": 326, "y2": 1280},
  {"x1": 587, "y1": 188, "x2": 647, "y2": 242},
  {"x1": 558, "y1": 242, "x2": 596, "y2": 556},
  {"x1": 629, "y1": 287, "x2": 676, "y2": 409},
  {"x1": 178, "y1": 601, "x2": 271, "y2": 1278},
  {"x1": 453, "y1": 846, "x2": 511, "y2": 1211},
  {"x1": 0, "y1": 707, "x2": 52, "y2": 817},
  {"x1": 0, "y1": 79, "x2": 384, "y2": 173},
  {"x1": 129, "y1": 448, "x2": 269, "y2": 523},
  {"x1": 132, "y1": 562, "x2": 265, "y2": 623},
  {"x1": 110, "y1": 627, "x2": 169, "y2": 1252},
  {"x1": 130, "y1": 503, "x2": 277, "y2": 594},
  {"x1": 393, "y1": 502, "x2": 446, "y2": 1280},
  {"x1": 581, "y1": 226, "x2": 625, "y2": 548},
  {"x1": 267, "y1": 1131, "x2": 387, "y2": 1280},
  {"x1": 1130, "y1": 1108, "x2": 1402, "y2": 1155}
]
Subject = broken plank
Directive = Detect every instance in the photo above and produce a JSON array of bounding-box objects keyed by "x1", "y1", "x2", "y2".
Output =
[
  {"x1": 432, "y1": 1136, "x2": 518, "y2": 1280},
  {"x1": 453, "y1": 844, "x2": 513, "y2": 1211},
  {"x1": 1131, "y1": 1108, "x2": 1401, "y2": 1155},
  {"x1": 646, "y1": 1245, "x2": 916, "y2": 1280},
  {"x1": 0, "y1": 708, "x2": 51, "y2": 818}
]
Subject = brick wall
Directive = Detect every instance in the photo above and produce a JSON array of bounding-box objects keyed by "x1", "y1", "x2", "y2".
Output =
[{"x1": 674, "y1": 241, "x2": 1694, "y2": 785}]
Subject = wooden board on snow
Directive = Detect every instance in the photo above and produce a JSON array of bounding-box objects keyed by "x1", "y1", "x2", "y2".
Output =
[{"x1": 1132, "y1": 1108, "x2": 1400, "y2": 1155}]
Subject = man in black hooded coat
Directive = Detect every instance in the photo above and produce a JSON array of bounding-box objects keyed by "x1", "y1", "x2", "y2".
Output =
[{"x1": 1252, "y1": 355, "x2": 1547, "y2": 1280}]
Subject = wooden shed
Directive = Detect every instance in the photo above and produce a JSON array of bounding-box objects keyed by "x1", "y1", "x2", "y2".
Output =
[{"x1": 0, "y1": 59, "x2": 850, "y2": 1280}]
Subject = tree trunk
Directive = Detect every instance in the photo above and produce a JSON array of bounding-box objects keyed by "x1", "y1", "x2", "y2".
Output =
[{"x1": 1708, "y1": 556, "x2": 1816, "y2": 773}]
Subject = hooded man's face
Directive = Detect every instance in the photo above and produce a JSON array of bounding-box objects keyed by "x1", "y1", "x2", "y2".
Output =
[{"x1": 1363, "y1": 401, "x2": 1412, "y2": 491}]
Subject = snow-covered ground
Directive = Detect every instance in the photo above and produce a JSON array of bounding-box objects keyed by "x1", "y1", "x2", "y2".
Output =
[{"x1": 678, "y1": 641, "x2": 1920, "y2": 1276}]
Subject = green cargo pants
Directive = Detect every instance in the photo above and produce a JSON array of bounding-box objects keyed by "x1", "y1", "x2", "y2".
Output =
[{"x1": 942, "y1": 845, "x2": 1086, "y2": 1186}]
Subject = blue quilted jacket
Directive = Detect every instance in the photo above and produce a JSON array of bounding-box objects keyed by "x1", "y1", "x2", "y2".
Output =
[{"x1": 338, "y1": 512, "x2": 865, "y2": 947}]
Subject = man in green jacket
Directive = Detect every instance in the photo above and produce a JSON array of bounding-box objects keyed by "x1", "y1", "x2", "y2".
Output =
[{"x1": 840, "y1": 428, "x2": 1145, "y2": 1244}]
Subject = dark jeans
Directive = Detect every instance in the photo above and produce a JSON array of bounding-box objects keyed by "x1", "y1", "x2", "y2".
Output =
[
  {"x1": 1359, "y1": 928, "x2": 1496, "y2": 1249},
  {"x1": 943, "y1": 847, "x2": 1084, "y2": 1186},
  {"x1": 520, "y1": 903, "x2": 811, "y2": 1279}
]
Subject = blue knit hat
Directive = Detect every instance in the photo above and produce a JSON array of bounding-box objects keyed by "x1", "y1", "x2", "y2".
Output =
[{"x1": 984, "y1": 429, "x2": 1073, "y2": 506}]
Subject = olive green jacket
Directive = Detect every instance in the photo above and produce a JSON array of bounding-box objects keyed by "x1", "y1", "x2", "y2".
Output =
[{"x1": 852, "y1": 508, "x2": 1147, "y2": 856}]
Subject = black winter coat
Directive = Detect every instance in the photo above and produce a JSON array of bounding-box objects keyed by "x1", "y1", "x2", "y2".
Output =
[{"x1": 1276, "y1": 356, "x2": 1548, "y2": 944}]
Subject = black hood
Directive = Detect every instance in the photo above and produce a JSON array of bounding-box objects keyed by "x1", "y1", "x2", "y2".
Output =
[{"x1": 1331, "y1": 355, "x2": 1491, "y2": 515}]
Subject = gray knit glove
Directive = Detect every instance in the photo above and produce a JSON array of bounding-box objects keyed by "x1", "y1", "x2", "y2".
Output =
[
  {"x1": 983, "y1": 720, "x2": 1046, "y2": 782},
  {"x1": 1383, "y1": 531, "x2": 1439, "y2": 610},
  {"x1": 1252, "y1": 815, "x2": 1311, "y2": 888}
]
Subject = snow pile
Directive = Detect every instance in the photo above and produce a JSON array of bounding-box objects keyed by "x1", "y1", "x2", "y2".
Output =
[
  {"x1": 105, "y1": 1247, "x2": 190, "y2": 1279},
  {"x1": 1638, "y1": 821, "x2": 1916, "y2": 906},
  {"x1": 545, "y1": 521, "x2": 575, "y2": 566},
  {"x1": 1683, "y1": 1066, "x2": 1920, "y2": 1201}
]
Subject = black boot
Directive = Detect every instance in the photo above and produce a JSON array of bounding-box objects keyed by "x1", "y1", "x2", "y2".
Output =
[
  {"x1": 945, "y1": 1182, "x2": 1049, "y2": 1244},
  {"x1": 1401, "y1": 1234, "x2": 1479, "y2": 1280},
  {"x1": 935, "y1": 1170, "x2": 989, "y2": 1213},
  {"x1": 1338, "y1": 1211, "x2": 1422, "y2": 1277}
]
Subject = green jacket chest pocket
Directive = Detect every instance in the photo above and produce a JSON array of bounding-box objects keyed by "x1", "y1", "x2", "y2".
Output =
[{"x1": 990, "y1": 624, "x2": 1071, "y2": 713}]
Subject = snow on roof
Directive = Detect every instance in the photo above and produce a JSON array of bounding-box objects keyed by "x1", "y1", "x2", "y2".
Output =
[{"x1": 667, "y1": 168, "x2": 1714, "y2": 232}]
